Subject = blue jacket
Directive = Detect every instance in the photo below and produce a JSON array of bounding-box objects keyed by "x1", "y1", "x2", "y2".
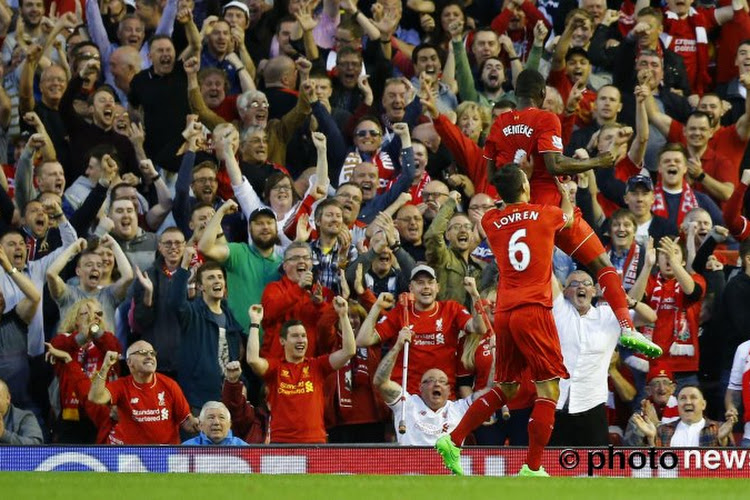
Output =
[
  {"x1": 168, "y1": 268, "x2": 245, "y2": 408},
  {"x1": 182, "y1": 430, "x2": 249, "y2": 446}
]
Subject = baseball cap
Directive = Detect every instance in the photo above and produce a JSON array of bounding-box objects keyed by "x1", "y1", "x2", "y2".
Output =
[
  {"x1": 249, "y1": 207, "x2": 275, "y2": 222},
  {"x1": 626, "y1": 175, "x2": 654, "y2": 193},
  {"x1": 410, "y1": 264, "x2": 436, "y2": 281},
  {"x1": 223, "y1": 1, "x2": 250, "y2": 20},
  {"x1": 646, "y1": 366, "x2": 674, "y2": 384}
]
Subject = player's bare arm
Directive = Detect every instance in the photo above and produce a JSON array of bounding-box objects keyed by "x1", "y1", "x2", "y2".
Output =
[{"x1": 543, "y1": 151, "x2": 615, "y2": 176}]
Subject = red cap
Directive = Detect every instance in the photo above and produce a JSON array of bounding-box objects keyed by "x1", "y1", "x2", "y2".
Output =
[{"x1": 647, "y1": 366, "x2": 674, "y2": 384}]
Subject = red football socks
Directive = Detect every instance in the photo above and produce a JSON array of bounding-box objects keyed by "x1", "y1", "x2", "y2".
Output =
[
  {"x1": 450, "y1": 386, "x2": 506, "y2": 446},
  {"x1": 526, "y1": 397, "x2": 557, "y2": 471},
  {"x1": 596, "y1": 266, "x2": 634, "y2": 330}
]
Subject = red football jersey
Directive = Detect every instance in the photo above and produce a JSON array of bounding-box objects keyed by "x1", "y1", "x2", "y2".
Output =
[
  {"x1": 375, "y1": 300, "x2": 472, "y2": 396},
  {"x1": 264, "y1": 355, "x2": 334, "y2": 443},
  {"x1": 106, "y1": 374, "x2": 191, "y2": 445},
  {"x1": 482, "y1": 203, "x2": 568, "y2": 311},
  {"x1": 483, "y1": 108, "x2": 564, "y2": 206}
]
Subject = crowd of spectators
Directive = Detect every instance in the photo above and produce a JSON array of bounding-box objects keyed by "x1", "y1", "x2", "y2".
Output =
[{"x1": 0, "y1": 0, "x2": 750, "y2": 446}]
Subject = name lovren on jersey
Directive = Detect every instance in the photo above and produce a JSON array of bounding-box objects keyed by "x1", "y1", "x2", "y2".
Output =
[
  {"x1": 492, "y1": 210, "x2": 539, "y2": 229},
  {"x1": 502, "y1": 124, "x2": 534, "y2": 137}
]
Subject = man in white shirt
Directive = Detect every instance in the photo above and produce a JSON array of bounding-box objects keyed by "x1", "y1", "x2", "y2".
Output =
[
  {"x1": 549, "y1": 270, "x2": 656, "y2": 446},
  {"x1": 632, "y1": 385, "x2": 735, "y2": 446},
  {"x1": 373, "y1": 327, "x2": 492, "y2": 446},
  {"x1": 724, "y1": 338, "x2": 750, "y2": 447}
]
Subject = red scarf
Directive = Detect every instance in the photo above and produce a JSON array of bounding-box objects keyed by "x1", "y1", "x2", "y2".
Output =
[
  {"x1": 608, "y1": 242, "x2": 641, "y2": 290},
  {"x1": 663, "y1": 8, "x2": 711, "y2": 94},
  {"x1": 652, "y1": 179, "x2": 699, "y2": 226}
]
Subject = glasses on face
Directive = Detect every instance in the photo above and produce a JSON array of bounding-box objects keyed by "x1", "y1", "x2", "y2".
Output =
[
  {"x1": 423, "y1": 191, "x2": 448, "y2": 200},
  {"x1": 130, "y1": 349, "x2": 157, "y2": 357},
  {"x1": 271, "y1": 184, "x2": 293, "y2": 192},
  {"x1": 355, "y1": 129, "x2": 381, "y2": 138},
  {"x1": 193, "y1": 177, "x2": 218, "y2": 185},
  {"x1": 249, "y1": 101, "x2": 269, "y2": 109},
  {"x1": 285, "y1": 254, "x2": 312, "y2": 263},
  {"x1": 160, "y1": 240, "x2": 185, "y2": 248},
  {"x1": 421, "y1": 377, "x2": 449, "y2": 386},
  {"x1": 567, "y1": 280, "x2": 594, "y2": 288},
  {"x1": 448, "y1": 223, "x2": 473, "y2": 231}
]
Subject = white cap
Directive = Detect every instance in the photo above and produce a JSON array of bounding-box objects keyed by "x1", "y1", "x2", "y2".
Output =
[
  {"x1": 410, "y1": 265, "x2": 436, "y2": 281},
  {"x1": 223, "y1": 0, "x2": 250, "y2": 20}
]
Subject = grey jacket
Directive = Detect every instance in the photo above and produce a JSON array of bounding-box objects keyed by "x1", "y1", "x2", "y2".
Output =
[{"x1": 0, "y1": 405, "x2": 44, "y2": 445}]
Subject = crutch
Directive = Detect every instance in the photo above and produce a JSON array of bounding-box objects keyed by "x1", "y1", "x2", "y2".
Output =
[
  {"x1": 475, "y1": 298, "x2": 510, "y2": 421},
  {"x1": 398, "y1": 292, "x2": 413, "y2": 434}
]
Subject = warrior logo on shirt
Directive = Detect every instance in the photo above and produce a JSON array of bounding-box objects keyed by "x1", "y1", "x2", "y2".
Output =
[
  {"x1": 130, "y1": 398, "x2": 139, "y2": 404},
  {"x1": 157, "y1": 391, "x2": 166, "y2": 407}
]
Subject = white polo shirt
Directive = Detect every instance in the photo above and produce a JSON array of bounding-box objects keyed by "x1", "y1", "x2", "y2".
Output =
[
  {"x1": 388, "y1": 394, "x2": 471, "y2": 446},
  {"x1": 727, "y1": 339, "x2": 750, "y2": 440},
  {"x1": 553, "y1": 295, "x2": 622, "y2": 414}
]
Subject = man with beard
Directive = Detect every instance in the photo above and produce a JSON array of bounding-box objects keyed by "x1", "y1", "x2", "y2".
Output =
[
  {"x1": 309, "y1": 199, "x2": 357, "y2": 295},
  {"x1": 424, "y1": 191, "x2": 483, "y2": 307},
  {"x1": 128, "y1": 35, "x2": 190, "y2": 171},
  {"x1": 199, "y1": 201, "x2": 282, "y2": 332},
  {"x1": 168, "y1": 249, "x2": 245, "y2": 410},
  {"x1": 46, "y1": 236, "x2": 133, "y2": 329},
  {"x1": 60, "y1": 70, "x2": 139, "y2": 181},
  {"x1": 2, "y1": 0, "x2": 65, "y2": 66},
  {"x1": 131, "y1": 227, "x2": 189, "y2": 379}
]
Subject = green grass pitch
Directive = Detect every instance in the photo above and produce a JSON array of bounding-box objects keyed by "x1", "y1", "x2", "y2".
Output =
[{"x1": 1, "y1": 473, "x2": 748, "y2": 500}]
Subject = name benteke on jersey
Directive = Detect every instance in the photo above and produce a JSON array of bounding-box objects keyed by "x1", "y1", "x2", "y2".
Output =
[
  {"x1": 492, "y1": 210, "x2": 539, "y2": 229},
  {"x1": 502, "y1": 124, "x2": 534, "y2": 137}
]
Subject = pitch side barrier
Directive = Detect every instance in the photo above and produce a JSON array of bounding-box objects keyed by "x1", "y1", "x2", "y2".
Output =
[{"x1": 3, "y1": 446, "x2": 750, "y2": 476}]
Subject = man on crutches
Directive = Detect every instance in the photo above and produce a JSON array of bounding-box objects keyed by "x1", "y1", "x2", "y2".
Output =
[{"x1": 358, "y1": 265, "x2": 488, "y2": 443}]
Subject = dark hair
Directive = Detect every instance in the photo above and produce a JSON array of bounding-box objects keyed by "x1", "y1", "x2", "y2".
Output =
[
  {"x1": 514, "y1": 69, "x2": 546, "y2": 101},
  {"x1": 196, "y1": 261, "x2": 226, "y2": 284},
  {"x1": 411, "y1": 42, "x2": 444, "y2": 67},
  {"x1": 190, "y1": 201, "x2": 215, "y2": 215},
  {"x1": 277, "y1": 14, "x2": 296, "y2": 33},
  {"x1": 84, "y1": 144, "x2": 119, "y2": 169},
  {"x1": 149, "y1": 34, "x2": 174, "y2": 47},
  {"x1": 565, "y1": 47, "x2": 589, "y2": 63},
  {"x1": 76, "y1": 249, "x2": 101, "y2": 265},
  {"x1": 492, "y1": 163, "x2": 526, "y2": 203},
  {"x1": 637, "y1": 6, "x2": 664, "y2": 23},
  {"x1": 109, "y1": 182, "x2": 137, "y2": 204},
  {"x1": 336, "y1": 45, "x2": 362, "y2": 63},
  {"x1": 87, "y1": 85, "x2": 118, "y2": 105},
  {"x1": 740, "y1": 238, "x2": 750, "y2": 267},
  {"x1": 263, "y1": 171, "x2": 299, "y2": 205},
  {"x1": 739, "y1": 39, "x2": 750, "y2": 51},
  {"x1": 433, "y1": 1, "x2": 466, "y2": 45},
  {"x1": 280, "y1": 319, "x2": 304, "y2": 339},
  {"x1": 494, "y1": 99, "x2": 516, "y2": 111},
  {"x1": 198, "y1": 68, "x2": 230, "y2": 93},
  {"x1": 353, "y1": 114, "x2": 382, "y2": 132}
]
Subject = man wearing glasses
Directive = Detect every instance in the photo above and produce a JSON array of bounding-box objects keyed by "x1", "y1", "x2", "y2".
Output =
[
  {"x1": 89, "y1": 342, "x2": 199, "y2": 444},
  {"x1": 260, "y1": 241, "x2": 333, "y2": 359}
]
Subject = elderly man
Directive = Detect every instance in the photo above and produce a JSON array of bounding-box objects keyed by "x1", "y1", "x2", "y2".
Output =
[
  {"x1": 108, "y1": 46, "x2": 142, "y2": 106},
  {"x1": 631, "y1": 385, "x2": 735, "y2": 447},
  {"x1": 88, "y1": 342, "x2": 199, "y2": 444},
  {"x1": 0, "y1": 378, "x2": 43, "y2": 445},
  {"x1": 623, "y1": 367, "x2": 679, "y2": 445},
  {"x1": 246, "y1": 298, "x2": 356, "y2": 443},
  {"x1": 182, "y1": 401, "x2": 248, "y2": 446},
  {"x1": 374, "y1": 328, "x2": 492, "y2": 445},
  {"x1": 394, "y1": 204, "x2": 426, "y2": 262},
  {"x1": 549, "y1": 271, "x2": 655, "y2": 446},
  {"x1": 357, "y1": 266, "x2": 486, "y2": 396}
]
